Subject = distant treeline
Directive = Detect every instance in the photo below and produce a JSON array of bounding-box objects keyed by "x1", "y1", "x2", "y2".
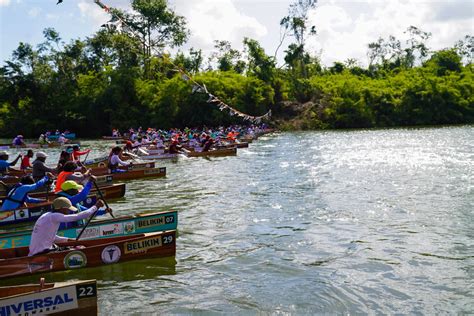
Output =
[{"x1": 0, "y1": 0, "x2": 472, "y2": 137}]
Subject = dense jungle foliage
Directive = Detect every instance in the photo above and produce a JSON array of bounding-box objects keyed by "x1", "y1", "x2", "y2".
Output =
[{"x1": 0, "y1": 0, "x2": 472, "y2": 137}]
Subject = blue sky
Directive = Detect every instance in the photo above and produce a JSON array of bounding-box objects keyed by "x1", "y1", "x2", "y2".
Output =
[{"x1": 1, "y1": 0, "x2": 473, "y2": 66}]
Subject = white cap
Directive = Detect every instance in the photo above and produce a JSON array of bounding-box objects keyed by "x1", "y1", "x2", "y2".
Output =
[
  {"x1": 0, "y1": 150, "x2": 9, "y2": 156},
  {"x1": 36, "y1": 151, "x2": 48, "y2": 158}
]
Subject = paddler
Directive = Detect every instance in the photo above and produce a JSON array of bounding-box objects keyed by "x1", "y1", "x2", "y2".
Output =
[
  {"x1": 0, "y1": 172, "x2": 54, "y2": 211},
  {"x1": 54, "y1": 161, "x2": 91, "y2": 193},
  {"x1": 71, "y1": 145, "x2": 91, "y2": 163},
  {"x1": 0, "y1": 150, "x2": 22, "y2": 176},
  {"x1": 108, "y1": 146, "x2": 131, "y2": 173},
  {"x1": 28, "y1": 198, "x2": 111, "y2": 256},
  {"x1": 32, "y1": 151, "x2": 56, "y2": 182},
  {"x1": 12, "y1": 135, "x2": 25, "y2": 146},
  {"x1": 20, "y1": 149, "x2": 34, "y2": 171}
]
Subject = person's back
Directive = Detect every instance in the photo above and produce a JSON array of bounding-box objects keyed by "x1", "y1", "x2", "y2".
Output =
[{"x1": 28, "y1": 198, "x2": 104, "y2": 256}]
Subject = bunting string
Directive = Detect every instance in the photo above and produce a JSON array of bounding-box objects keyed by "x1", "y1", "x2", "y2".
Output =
[{"x1": 90, "y1": 0, "x2": 272, "y2": 124}]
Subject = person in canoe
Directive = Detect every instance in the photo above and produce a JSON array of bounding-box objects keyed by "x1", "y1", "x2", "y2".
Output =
[
  {"x1": 71, "y1": 145, "x2": 91, "y2": 164},
  {"x1": 32, "y1": 152, "x2": 56, "y2": 182},
  {"x1": 20, "y1": 149, "x2": 34, "y2": 171},
  {"x1": 0, "y1": 172, "x2": 54, "y2": 211},
  {"x1": 168, "y1": 139, "x2": 182, "y2": 154},
  {"x1": 202, "y1": 136, "x2": 215, "y2": 152},
  {"x1": 28, "y1": 198, "x2": 111, "y2": 256},
  {"x1": 12, "y1": 135, "x2": 25, "y2": 146},
  {"x1": 54, "y1": 161, "x2": 91, "y2": 193},
  {"x1": 56, "y1": 150, "x2": 71, "y2": 172},
  {"x1": 0, "y1": 151, "x2": 22, "y2": 176},
  {"x1": 108, "y1": 146, "x2": 131, "y2": 173},
  {"x1": 56, "y1": 178, "x2": 106, "y2": 228}
]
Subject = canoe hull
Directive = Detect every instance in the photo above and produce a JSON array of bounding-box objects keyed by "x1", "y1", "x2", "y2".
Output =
[
  {"x1": 0, "y1": 210, "x2": 178, "y2": 249},
  {"x1": 0, "y1": 231, "x2": 176, "y2": 279},
  {"x1": 0, "y1": 280, "x2": 98, "y2": 316},
  {"x1": 184, "y1": 147, "x2": 237, "y2": 157}
]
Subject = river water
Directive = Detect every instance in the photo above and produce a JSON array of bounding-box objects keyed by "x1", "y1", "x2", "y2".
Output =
[{"x1": 2, "y1": 126, "x2": 473, "y2": 314}]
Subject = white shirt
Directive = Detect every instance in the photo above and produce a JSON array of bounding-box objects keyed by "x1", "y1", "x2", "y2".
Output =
[
  {"x1": 110, "y1": 154, "x2": 130, "y2": 166},
  {"x1": 28, "y1": 206, "x2": 97, "y2": 256}
]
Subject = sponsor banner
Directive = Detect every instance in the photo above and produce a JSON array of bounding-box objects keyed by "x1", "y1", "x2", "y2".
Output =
[
  {"x1": 0, "y1": 285, "x2": 78, "y2": 316},
  {"x1": 0, "y1": 211, "x2": 15, "y2": 223},
  {"x1": 124, "y1": 236, "x2": 162, "y2": 254},
  {"x1": 75, "y1": 227, "x2": 100, "y2": 240},
  {"x1": 100, "y1": 223, "x2": 124, "y2": 237},
  {"x1": 137, "y1": 216, "x2": 165, "y2": 229}
]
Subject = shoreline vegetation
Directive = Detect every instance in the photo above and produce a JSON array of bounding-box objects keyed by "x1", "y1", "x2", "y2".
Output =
[{"x1": 0, "y1": 0, "x2": 472, "y2": 137}]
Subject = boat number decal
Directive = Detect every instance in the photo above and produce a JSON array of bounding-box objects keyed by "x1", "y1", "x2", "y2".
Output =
[
  {"x1": 76, "y1": 283, "x2": 97, "y2": 299},
  {"x1": 124, "y1": 221, "x2": 136, "y2": 234},
  {"x1": 101, "y1": 245, "x2": 121, "y2": 264},
  {"x1": 85, "y1": 197, "x2": 93, "y2": 205},
  {"x1": 137, "y1": 216, "x2": 166, "y2": 228},
  {"x1": 64, "y1": 251, "x2": 87, "y2": 269},
  {"x1": 163, "y1": 235, "x2": 173, "y2": 244},
  {"x1": 124, "y1": 236, "x2": 162, "y2": 254}
]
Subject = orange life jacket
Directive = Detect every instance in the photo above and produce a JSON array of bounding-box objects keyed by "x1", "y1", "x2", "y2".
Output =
[{"x1": 54, "y1": 171, "x2": 73, "y2": 193}]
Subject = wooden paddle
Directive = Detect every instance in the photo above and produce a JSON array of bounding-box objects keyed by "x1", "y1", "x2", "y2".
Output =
[{"x1": 92, "y1": 180, "x2": 115, "y2": 219}]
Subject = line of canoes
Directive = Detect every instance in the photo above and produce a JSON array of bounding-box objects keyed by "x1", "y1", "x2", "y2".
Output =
[{"x1": 0, "y1": 128, "x2": 272, "y2": 314}]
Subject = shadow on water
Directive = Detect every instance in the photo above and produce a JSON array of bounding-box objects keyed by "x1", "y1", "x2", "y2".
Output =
[{"x1": 1, "y1": 256, "x2": 177, "y2": 286}]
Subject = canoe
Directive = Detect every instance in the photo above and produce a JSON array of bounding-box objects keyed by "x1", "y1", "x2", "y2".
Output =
[
  {"x1": 0, "y1": 183, "x2": 125, "y2": 204},
  {"x1": 47, "y1": 133, "x2": 76, "y2": 140},
  {"x1": 106, "y1": 167, "x2": 166, "y2": 181},
  {"x1": 0, "y1": 143, "x2": 62, "y2": 149},
  {"x1": 83, "y1": 156, "x2": 108, "y2": 167},
  {"x1": 0, "y1": 231, "x2": 176, "y2": 279},
  {"x1": 2, "y1": 173, "x2": 114, "y2": 188},
  {"x1": 182, "y1": 147, "x2": 237, "y2": 157},
  {"x1": 0, "y1": 210, "x2": 177, "y2": 249},
  {"x1": 101, "y1": 136, "x2": 125, "y2": 140},
  {"x1": 0, "y1": 198, "x2": 96, "y2": 227},
  {"x1": 0, "y1": 279, "x2": 98, "y2": 315},
  {"x1": 137, "y1": 153, "x2": 179, "y2": 160},
  {"x1": 90, "y1": 162, "x2": 155, "y2": 176}
]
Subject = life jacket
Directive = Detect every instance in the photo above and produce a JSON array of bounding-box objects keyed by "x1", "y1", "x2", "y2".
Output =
[{"x1": 54, "y1": 171, "x2": 73, "y2": 193}]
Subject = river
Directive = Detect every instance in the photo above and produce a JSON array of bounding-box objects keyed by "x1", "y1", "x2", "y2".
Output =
[{"x1": 1, "y1": 125, "x2": 473, "y2": 314}]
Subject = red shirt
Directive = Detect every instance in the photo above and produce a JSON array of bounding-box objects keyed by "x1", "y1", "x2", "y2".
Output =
[{"x1": 20, "y1": 156, "x2": 31, "y2": 170}]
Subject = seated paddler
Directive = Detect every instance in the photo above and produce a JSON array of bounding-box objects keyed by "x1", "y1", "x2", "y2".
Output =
[
  {"x1": 56, "y1": 178, "x2": 106, "y2": 228},
  {"x1": 28, "y1": 198, "x2": 110, "y2": 256},
  {"x1": 0, "y1": 172, "x2": 54, "y2": 211}
]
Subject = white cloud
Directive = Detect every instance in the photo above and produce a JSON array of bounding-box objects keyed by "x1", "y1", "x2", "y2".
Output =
[
  {"x1": 0, "y1": 0, "x2": 10, "y2": 7},
  {"x1": 77, "y1": 0, "x2": 109, "y2": 28},
  {"x1": 174, "y1": 0, "x2": 267, "y2": 53},
  {"x1": 27, "y1": 7, "x2": 41, "y2": 18},
  {"x1": 306, "y1": 0, "x2": 474, "y2": 66}
]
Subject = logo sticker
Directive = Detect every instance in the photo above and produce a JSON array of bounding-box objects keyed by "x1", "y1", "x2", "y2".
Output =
[
  {"x1": 64, "y1": 251, "x2": 87, "y2": 269},
  {"x1": 124, "y1": 221, "x2": 135, "y2": 234},
  {"x1": 101, "y1": 245, "x2": 121, "y2": 264}
]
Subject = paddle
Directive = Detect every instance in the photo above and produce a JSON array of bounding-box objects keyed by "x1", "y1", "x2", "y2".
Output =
[
  {"x1": 82, "y1": 149, "x2": 90, "y2": 165},
  {"x1": 92, "y1": 180, "x2": 115, "y2": 219}
]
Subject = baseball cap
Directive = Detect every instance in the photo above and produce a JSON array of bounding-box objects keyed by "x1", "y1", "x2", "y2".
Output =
[
  {"x1": 52, "y1": 197, "x2": 78, "y2": 212},
  {"x1": 36, "y1": 151, "x2": 48, "y2": 158},
  {"x1": 61, "y1": 181, "x2": 83, "y2": 191},
  {"x1": 0, "y1": 150, "x2": 9, "y2": 156}
]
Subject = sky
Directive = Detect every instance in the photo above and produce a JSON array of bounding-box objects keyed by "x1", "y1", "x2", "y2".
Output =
[{"x1": 0, "y1": 0, "x2": 473, "y2": 67}]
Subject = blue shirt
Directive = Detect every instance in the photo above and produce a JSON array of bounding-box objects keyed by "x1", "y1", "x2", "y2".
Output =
[
  {"x1": 1, "y1": 176, "x2": 49, "y2": 211},
  {"x1": 0, "y1": 160, "x2": 11, "y2": 174}
]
